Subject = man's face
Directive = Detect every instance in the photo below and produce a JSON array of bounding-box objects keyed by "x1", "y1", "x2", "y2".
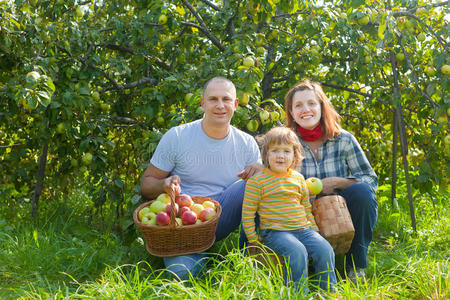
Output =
[{"x1": 201, "y1": 80, "x2": 238, "y2": 126}]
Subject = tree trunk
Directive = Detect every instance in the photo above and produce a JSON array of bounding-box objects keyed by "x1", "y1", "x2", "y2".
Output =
[
  {"x1": 391, "y1": 111, "x2": 398, "y2": 207},
  {"x1": 32, "y1": 142, "x2": 49, "y2": 218}
]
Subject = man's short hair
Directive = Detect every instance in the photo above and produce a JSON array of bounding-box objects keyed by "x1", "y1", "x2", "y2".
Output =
[{"x1": 203, "y1": 77, "x2": 236, "y2": 97}]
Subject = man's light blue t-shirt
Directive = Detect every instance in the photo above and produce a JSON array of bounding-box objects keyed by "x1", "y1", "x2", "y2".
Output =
[{"x1": 150, "y1": 119, "x2": 261, "y2": 199}]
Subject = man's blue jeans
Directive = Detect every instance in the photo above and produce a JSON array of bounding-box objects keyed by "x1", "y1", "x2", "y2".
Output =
[
  {"x1": 162, "y1": 180, "x2": 246, "y2": 280},
  {"x1": 261, "y1": 228, "x2": 336, "y2": 294},
  {"x1": 338, "y1": 182, "x2": 377, "y2": 269}
]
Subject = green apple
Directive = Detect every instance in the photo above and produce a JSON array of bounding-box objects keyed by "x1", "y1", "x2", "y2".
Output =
[
  {"x1": 75, "y1": 6, "x2": 84, "y2": 18},
  {"x1": 70, "y1": 159, "x2": 79, "y2": 167},
  {"x1": 396, "y1": 53, "x2": 405, "y2": 62},
  {"x1": 247, "y1": 120, "x2": 259, "y2": 132},
  {"x1": 306, "y1": 177, "x2": 323, "y2": 195},
  {"x1": 256, "y1": 46, "x2": 265, "y2": 56},
  {"x1": 417, "y1": 32, "x2": 426, "y2": 42},
  {"x1": 441, "y1": 64, "x2": 450, "y2": 75},
  {"x1": 259, "y1": 110, "x2": 270, "y2": 124},
  {"x1": 139, "y1": 207, "x2": 151, "y2": 220},
  {"x1": 358, "y1": 15, "x2": 369, "y2": 26},
  {"x1": 184, "y1": 92, "x2": 194, "y2": 104},
  {"x1": 425, "y1": 66, "x2": 436, "y2": 76},
  {"x1": 364, "y1": 55, "x2": 372, "y2": 64},
  {"x1": 202, "y1": 200, "x2": 216, "y2": 210},
  {"x1": 156, "y1": 193, "x2": 171, "y2": 204},
  {"x1": 156, "y1": 116, "x2": 164, "y2": 125},
  {"x1": 445, "y1": 135, "x2": 450, "y2": 146},
  {"x1": 81, "y1": 153, "x2": 93, "y2": 165},
  {"x1": 100, "y1": 103, "x2": 110, "y2": 112},
  {"x1": 243, "y1": 57, "x2": 255, "y2": 68},
  {"x1": 175, "y1": 217, "x2": 183, "y2": 226},
  {"x1": 142, "y1": 216, "x2": 156, "y2": 225},
  {"x1": 26, "y1": 71, "x2": 40, "y2": 83},
  {"x1": 149, "y1": 200, "x2": 166, "y2": 214},
  {"x1": 92, "y1": 91, "x2": 100, "y2": 101},
  {"x1": 270, "y1": 111, "x2": 280, "y2": 121},
  {"x1": 158, "y1": 14, "x2": 168, "y2": 25},
  {"x1": 56, "y1": 123, "x2": 65, "y2": 134},
  {"x1": 240, "y1": 92, "x2": 250, "y2": 106}
]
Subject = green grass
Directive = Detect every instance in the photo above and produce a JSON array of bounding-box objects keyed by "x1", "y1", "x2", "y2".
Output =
[{"x1": 0, "y1": 187, "x2": 448, "y2": 299}]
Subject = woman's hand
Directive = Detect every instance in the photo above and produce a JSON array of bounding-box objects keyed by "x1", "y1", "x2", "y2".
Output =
[{"x1": 321, "y1": 177, "x2": 356, "y2": 194}]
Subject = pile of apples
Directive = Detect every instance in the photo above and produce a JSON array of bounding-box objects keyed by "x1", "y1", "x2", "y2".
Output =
[{"x1": 138, "y1": 193, "x2": 217, "y2": 226}]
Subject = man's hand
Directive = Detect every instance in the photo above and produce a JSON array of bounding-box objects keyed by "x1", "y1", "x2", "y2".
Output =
[
  {"x1": 163, "y1": 175, "x2": 181, "y2": 196},
  {"x1": 237, "y1": 163, "x2": 264, "y2": 181},
  {"x1": 320, "y1": 177, "x2": 356, "y2": 194}
]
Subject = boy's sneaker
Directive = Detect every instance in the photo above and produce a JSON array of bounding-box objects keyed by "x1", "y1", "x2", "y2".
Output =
[{"x1": 347, "y1": 268, "x2": 366, "y2": 282}]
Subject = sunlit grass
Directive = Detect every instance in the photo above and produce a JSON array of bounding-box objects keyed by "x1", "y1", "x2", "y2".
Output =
[{"x1": 0, "y1": 188, "x2": 448, "y2": 299}]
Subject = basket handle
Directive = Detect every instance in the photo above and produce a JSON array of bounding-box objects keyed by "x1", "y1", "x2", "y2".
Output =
[{"x1": 165, "y1": 183, "x2": 179, "y2": 228}]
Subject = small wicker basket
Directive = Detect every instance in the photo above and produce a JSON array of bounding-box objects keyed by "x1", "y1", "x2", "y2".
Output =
[
  {"x1": 133, "y1": 188, "x2": 222, "y2": 257},
  {"x1": 312, "y1": 195, "x2": 354, "y2": 255}
]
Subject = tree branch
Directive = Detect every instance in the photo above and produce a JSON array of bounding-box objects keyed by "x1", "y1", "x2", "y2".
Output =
[
  {"x1": 199, "y1": 0, "x2": 221, "y2": 11},
  {"x1": 100, "y1": 77, "x2": 157, "y2": 92}
]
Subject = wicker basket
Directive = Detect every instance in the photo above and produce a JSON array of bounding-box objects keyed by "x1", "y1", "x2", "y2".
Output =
[
  {"x1": 312, "y1": 195, "x2": 354, "y2": 255},
  {"x1": 133, "y1": 189, "x2": 222, "y2": 257}
]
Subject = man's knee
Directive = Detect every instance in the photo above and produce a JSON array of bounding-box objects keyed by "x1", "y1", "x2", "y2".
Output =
[
  {"x1": 343, "y1": 182, "x2": 377, "y2": 208},
  {"x1": 163, "y1": 254, "x2": 206, "y2": 280}
]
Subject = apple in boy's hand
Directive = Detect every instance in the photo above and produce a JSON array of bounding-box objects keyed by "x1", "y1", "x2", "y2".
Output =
[
  {"x1": 176, "y1": 194, "x2": 194, "y2": 207},
  {"x1": 306, "y1": 177, "x2": 323, "y2": 195}
]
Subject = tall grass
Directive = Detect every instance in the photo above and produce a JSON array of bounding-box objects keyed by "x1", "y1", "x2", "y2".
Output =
[{"x1": 0, "y1": 186, "x2": 448, "y2": 299}]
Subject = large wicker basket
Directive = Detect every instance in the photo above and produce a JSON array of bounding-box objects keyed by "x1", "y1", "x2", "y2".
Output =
[
  {"x1": 133, "y1": 189, "x2": 222, "y2": 257},
  {"x1": 312, "y1": 195, "x2": 354, "y2": 255}
]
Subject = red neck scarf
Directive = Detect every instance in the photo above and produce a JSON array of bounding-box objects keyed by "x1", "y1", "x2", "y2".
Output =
[{"x1": 298, "y1": 123, "x2": 323, "y2": 141}]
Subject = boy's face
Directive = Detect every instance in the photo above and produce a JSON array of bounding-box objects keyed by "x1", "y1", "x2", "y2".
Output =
[{"x1": 267, "y1": 143, "x2": 294, "y2": 174}]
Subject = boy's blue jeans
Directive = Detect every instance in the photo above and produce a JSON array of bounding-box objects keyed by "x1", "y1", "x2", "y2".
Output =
[
  {"x1": 260, "y1": 228, "x2": 336, "y2": 293},
  {"x1": 162, "y1": 179, "x2": 246, "y2": 280}
]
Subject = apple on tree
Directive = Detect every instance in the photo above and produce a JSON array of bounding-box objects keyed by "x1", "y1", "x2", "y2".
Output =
[{"x1": 306, "y1": 177, "x2": 323, "y2": 195}]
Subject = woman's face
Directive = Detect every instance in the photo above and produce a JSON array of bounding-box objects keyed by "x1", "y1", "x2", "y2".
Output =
[{"x1": 290, "y1": 90, "x2": 322, "y2": 130}]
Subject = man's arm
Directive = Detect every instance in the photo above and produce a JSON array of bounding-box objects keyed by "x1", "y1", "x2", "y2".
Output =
[
  {"x1": 140, "y1": 163, "x2": 180, "y2": 199},
  {"x1": 237, "y1": 162, "x2": 265, "y2": 181}
]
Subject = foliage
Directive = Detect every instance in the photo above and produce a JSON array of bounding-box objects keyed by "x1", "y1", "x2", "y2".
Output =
[{"x1": 0, "y1": 1, "x2": 449, "y2": 225}]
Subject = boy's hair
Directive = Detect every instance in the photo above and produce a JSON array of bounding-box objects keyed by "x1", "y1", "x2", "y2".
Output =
[
  {"x1": 258, "y1": 126, "x2": 305, "y2": 170},
  {"x1": 284, "y1": 79, "x2": 341, "y2": 139}
]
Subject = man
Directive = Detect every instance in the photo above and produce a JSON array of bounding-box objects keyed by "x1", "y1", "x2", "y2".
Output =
[{"x1": 141, "y1": 77, "x2": 262, "y2": 279}]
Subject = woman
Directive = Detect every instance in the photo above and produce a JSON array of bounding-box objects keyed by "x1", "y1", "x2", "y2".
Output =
[{"x1": 284, "y1": 79, "x2": 378, "y2": 281}]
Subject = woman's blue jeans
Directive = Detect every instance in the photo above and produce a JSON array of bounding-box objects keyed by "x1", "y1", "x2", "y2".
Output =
[
  {"x1": 162, "y1": 179, "x2": 246, "y2": 280},
  {"x1": 260, "y1": 228, "x2": 336, "y2": 293},
  {"x1": 338, "y1": 182, "x2": 378, "y2": 269}
]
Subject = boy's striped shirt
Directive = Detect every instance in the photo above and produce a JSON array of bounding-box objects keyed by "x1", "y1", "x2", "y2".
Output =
[{"x1": 242, "y1": 168, "x2": 318, "y2": 243}]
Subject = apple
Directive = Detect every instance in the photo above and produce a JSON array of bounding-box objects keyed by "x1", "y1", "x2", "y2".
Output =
[
  {"x1": 26, "y1": 71, "x2": 40, "y2": 83},
  {"x1": 260, "y1": 110, "x2": 270, "y2": 124},
  {"x1": 199, "y1": 207, "x2": 216, "y2": 222},
  {"x1": 176, "y1": 194, "x2": 194, "y2": 207},
  {"x1": 396, "y1": 53, "x2": 405, "y2": 62},
  {"x1": 190, "y1": 203, "x2": 204, "y2": 216},
  {"x1": 75, "y1": 6, "x2": 84, "y2": 18},
  {"x1": 425, "y1": 66, "x2": 436, "y2": 77},
  {"x1": 364, "y1": 56, "x2": 372, "y2": 64},
  {"x1": 306, "y1": 177, "x2": 323, "y2": 195},
  {"x1": 142, "y1": 216, "x2": 156, "y2": 226},
  {"x1": 82, "y1": 153, "x2": 93, "y2": 165},
  {"x1": 149, "y1": 200, "x2": 166, "y2": 214},
  {"x1": 445, "y1": 135, "x2": 450, "y2": 146},
  {"x1": 202, "y1": 200, "x2": 216, "y2": 210},
  {"x1": 247, "y1": 120, "x2": 259, "y2": 132},
  {"x1": 139, "y1": 206, "x2": 151, "y2": 220},
  {"x1": 156, "y1": 193, "x2": 171, "y2": 204},
  {"x1": 358, "y1": 15, "x2": 369, "y2": 26},
  {"x1": 243, "y1": 57, "x2": 255, "y2": 68},
  {"x1": 181, "y1": 210, "x2": 197, "y2": 225},
  {"x1": 165, "y1": 203, "x2": 179, "y2": 216},
  {"x1": 156, "y1": 212, "x2": 170, "y2": 226},
  {"x1": 100, "y1": 103, "x2": 110, "y2": 112},
  {"x1": 256, "y1": 47, "x2": 265, "y2": 56},
  {"x1": 441, "y1": 64, "x2": 450, "y2": 75},
  {"x1": 447, "y1": 107, "x2": 450, "y2": 116},
  {"x1": 270, "y1": 111, "x2": 280, "y2": 121},
  {"x1": 156, "y1": 116, "x2": 164, "y2": 125},
  {"x1": 184, "y1": 92, "x2": 194, "y2": 104},
  {"x1": 71, "y1": 159, "x2": 79, "y2": 168},
  {"x1": 92, "y1": 91, "x2": 100, "y2": 101},
  {"x1": 240, "y1": 92, "x2": 250, "y2": 106},
  {"x1": 179, "y1": 206, "x2": 191, "y2": 217},
  {"x1": 417, "y1": 32, "x2": 426, "y2": 42},
  {"x1": 158, "y1": 14, "x2": 168, "y2": 25},
  {"x1": 175, "y1": 217, "x2": 183, "y2": 226},
  {"x1": 56, "y1": 123, "x2": 65, "y2": 134},
  {"x1": 195, "y1": 219, "x2": 203, "y2": 225}
]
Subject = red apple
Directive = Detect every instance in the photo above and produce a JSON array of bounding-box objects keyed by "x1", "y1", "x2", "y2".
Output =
[
  {"x1": 156, "y1": 212, "x2": 170, "y2": 226},
  {"x1": 181, "y1": 210, "x2": 197, "y2": 225},
  {"x1": 179, "y1": 206, "x2": 191, "y2": 217},
  {"x1": 199, "y1": 207, "x2": 216, "y2": 222},
  {"x1": 176, "y1": 194, "x2": 194, "y2": 207},
  {"x1": 165, "y1": 203, "x2": 179, "y2": 216}
]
